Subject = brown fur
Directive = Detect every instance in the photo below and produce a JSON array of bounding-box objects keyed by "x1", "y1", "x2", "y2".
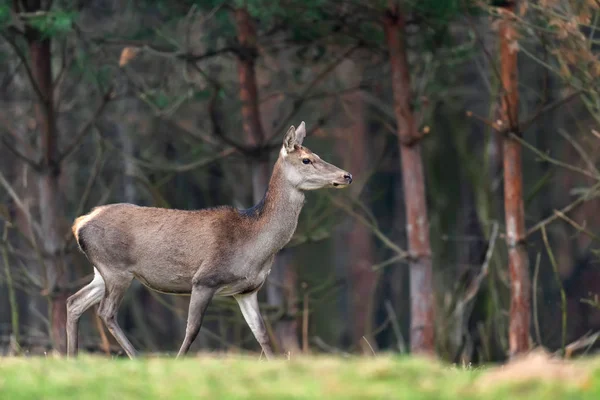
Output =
[{"x1": 66, "y1": 122, "x2": 352, "y2": 360}]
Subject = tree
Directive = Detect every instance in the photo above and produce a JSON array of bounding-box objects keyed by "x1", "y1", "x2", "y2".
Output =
[
  {"x1": 383, "y1": 3, "x2": 435, "y2": 354},
  {"x1": 0, "y1": 0, "x2": 113, "y2": 354},
  {"x1": 497, "y1": 0, "x2": 530, "y2": 357}
]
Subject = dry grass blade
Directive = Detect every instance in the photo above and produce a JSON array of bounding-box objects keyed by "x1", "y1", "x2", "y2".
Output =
[{"x1": 564, "y1": 331, "x2": 600, "y2": 359}]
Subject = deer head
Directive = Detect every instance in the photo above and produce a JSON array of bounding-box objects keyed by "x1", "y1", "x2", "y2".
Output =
[{"x1": 280, "y1": 122, "x2": 352, "y2": 190}]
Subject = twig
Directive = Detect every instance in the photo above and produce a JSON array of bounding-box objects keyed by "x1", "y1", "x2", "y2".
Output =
[
  {"x1": 208, "y1": 85, "x2": 249, "y2": 154},
  {"x1": 372, "y1": 254, "x2": 406, "y2": 271},
  {"x1": 362, "y1": 336, "x2": 376, "y2": 356},
  {"x1": 0, "y1": 32, "x2": 44, "y2": 101},
  {"x1": 0, "y1": 59, "x2": 24, "y2": 92},
  {"x1": 554, "y1": 210, "x2": 600, "y2": 244},
  {"x1": 465, "y1": 110, "x2": 502, "y2": 131},
  {"x1": 0, "y1": 134, "x2": 40, "y2": 170},
  {"x1": 384, "y1": 300, "x2": 406, "y2": 353},
  {"x1": 268, "y1": 45, "x2": 358, "y2": 144},
  {"x1": 557, "y1": 128, "x2": 600, "y2": 178},
  {"x1": 510, "y1": 133, "x2": 600, "y2": 181},
  {"x1": 65, "y1": 136, "x2": 105, "y2": 247},
  {"x1": 563, "y1": 331, "x2": 600, "y2": 359},
  {"x1": 0, "y1": 169, "x2": 42, "y2": 238},
  {"x1": 526, "y1": 182, "x2": 600, "y2": 237},
  {"x1": 462, "y1": 221, "x2": 499, "y2": 304},
  {"x1": 57, "y1": 88, "x2": 114, "y2": 164},
  {"x1": 311, "y1": 336, "x2": 351, "y2": 357},
  {"x1": 519, "y1": 91, "x2": 582, "y2": 133},
  {"x1": 92, "y1": 36, "x2": 237, "y2": 62},
  {"x1": 463, "y1": 8, "x2": 503, "y2": 88},
  {"x1": 541, "y1": 225, "x2": 567, "y2": 357},
  {"x1": 97, "y1": 127, "x2": 238, "y2": 173},
  {"x1": 329, "y1": 194, "x2": 409, "y2": 259}
]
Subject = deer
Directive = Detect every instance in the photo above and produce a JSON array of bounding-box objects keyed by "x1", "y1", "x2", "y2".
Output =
[{"x1": 66, "y1": 121, "x2": 352, "y2": 360}]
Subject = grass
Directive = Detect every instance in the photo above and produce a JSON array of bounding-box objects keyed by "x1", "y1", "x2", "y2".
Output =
[{"x1": 0, "y1": 351, "x2": 599, "y2": 399}]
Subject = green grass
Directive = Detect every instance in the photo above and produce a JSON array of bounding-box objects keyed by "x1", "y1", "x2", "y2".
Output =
[{"x1": 0, "y1": 353, "x2": 599, "y2": 399}]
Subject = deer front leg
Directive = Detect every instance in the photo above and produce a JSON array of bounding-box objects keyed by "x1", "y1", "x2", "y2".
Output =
[
  {"x1": 234, "y1": 291, "x2": 275, "y2": 360},
  {"x1": 176, "y1": 284, "x2": 216, "y2": 358}
]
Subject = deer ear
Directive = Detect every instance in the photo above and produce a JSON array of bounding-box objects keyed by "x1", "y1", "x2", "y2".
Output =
[
  {"x1": 295, "y1": 121, "x2": 306, "y2": 145},
  {"x1": 283, "y1": 125, "x2": 296, "y2": 153}
]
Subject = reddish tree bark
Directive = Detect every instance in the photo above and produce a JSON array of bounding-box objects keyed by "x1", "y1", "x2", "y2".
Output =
[
  {"x1": 20, "y1": 0, "x2": 68, "y2": 354},
  {"x1": 336, "y1": 73, "x2": 378, "y2": 352},
  {"x1": 234, "y1": 7, "x2": 270, "y2": 199},
  {"x1": 499, "y1": 1, "x2": 531, "y2": 357},
  {"x1": 234, "y1": 7, "x2": 300, "y2": 354},
  {"x1": 384, "y1": 8, "x2": 435, "y2": 354}
]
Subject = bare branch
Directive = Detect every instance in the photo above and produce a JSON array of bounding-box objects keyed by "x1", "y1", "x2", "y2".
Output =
[
  {"x1": 57, "y1": 87, "x2": 114, "y2": 164},
  {"x1": 97, "y1": 128, "x2": 238, "y2": 173},
  {"x1": 463, "y1": 221, "x2": 499, "y2": 304},
  {"x1": 268, "y1": 45, "x2": 358, "y2": 143},
  {"x1": 466, "y1": 110, "x2": 502, "y2": 131},
  {"x1": 511, "y1": 133, "x2": 600, "y2": 181},
  {"x1": 526, "y1": 182, "x2": 600, "y2": 237},
  {"x1": 0, "y1": 169, "x2": 42, "y2": 241},
  {"x1": 463, "y1": 11, "x2": 503, "y2": 91},
  {"x1": 0, "y1": 32, "x2": 44, "y2": 101},
  {"x1": 0, "y1": 134, "x2": 40, "y2": 170},
  {"x1": 554, "y1": 210, "x2": 600, "y2": 244},
  {"x1": 563, "y1": 331, "x2": 600, "y2": 359},
  {"x1": 94, "y1": 37, "x2": 237, "y2": 62},
  {"x1": 328, "y1": 194, "x2": 409, "y2": 260},
  {"x1": 519, "y1": 91, "x2": 582, "y2": 133},
  {"x1": 558, "y1": 128, "x2": 600, "y2": 177},
  {"x1": 139, "y1": 148, "x2": 238, "y2": 173},
  {"x1": 64, "y1": 138, "x2": 105, "y2": 248},
  {"x1": 208, "y1": 86, "x2": 251, "y2": 154}
]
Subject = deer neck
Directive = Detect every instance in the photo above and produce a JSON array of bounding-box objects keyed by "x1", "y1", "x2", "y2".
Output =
[{"x1": 249, "y1": 158, "x2": 305, "y2": 249}]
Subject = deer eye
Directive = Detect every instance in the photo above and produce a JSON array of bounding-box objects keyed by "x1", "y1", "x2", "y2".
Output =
[{"x1": 302, "y1": 158, "x2": 311, "y2": 165}]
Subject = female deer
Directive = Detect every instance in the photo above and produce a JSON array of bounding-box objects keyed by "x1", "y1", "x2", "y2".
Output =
[{"x1": 66, "y1": 122, "x2": 352, "y2": 359}]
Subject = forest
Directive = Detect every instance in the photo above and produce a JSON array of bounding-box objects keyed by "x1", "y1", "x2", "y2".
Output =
[{"x1": 1, "y1": 0, "x2": 600, "y2": 373}]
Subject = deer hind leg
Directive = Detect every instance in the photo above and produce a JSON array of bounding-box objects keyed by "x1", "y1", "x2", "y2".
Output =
[
  {"x1": 176, "y1": 283, "x2": 216, "y2": 358},
  {"x1": 67, "y1": 268, "x2": 105, "y2": 357},
  {"x1": 234, "y1": 291, "x2": 275, "y2": 360},
  {"x1": 97, "y1": 271, "x2": 136, "y2": 359}
]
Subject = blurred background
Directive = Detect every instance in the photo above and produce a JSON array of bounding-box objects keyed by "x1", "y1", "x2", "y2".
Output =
[{"x1": 1, "y1": 0, "x2": 600, "y2": 364}]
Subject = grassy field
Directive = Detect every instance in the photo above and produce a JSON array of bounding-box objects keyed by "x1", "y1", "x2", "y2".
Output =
[{"x1": 1, "y1": 351, "x2": 599, "y2": 399}]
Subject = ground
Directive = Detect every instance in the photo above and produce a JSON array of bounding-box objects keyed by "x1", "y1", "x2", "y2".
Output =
[{"x1": 0, "y1": 350, "x2": 599, "y2": 399}]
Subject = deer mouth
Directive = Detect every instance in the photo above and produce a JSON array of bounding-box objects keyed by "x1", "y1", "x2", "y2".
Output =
[{"x1": 332, "y1": 181, "x2": 350, "y2": 188}]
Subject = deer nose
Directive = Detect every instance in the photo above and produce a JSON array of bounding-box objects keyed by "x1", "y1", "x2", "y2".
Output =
[{"x1": 344, "y1": 173, "x2": 353, "y2": 184}]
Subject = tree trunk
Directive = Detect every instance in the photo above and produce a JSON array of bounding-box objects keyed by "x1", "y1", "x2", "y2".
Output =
[
  {"x1": 233, "y1": 6, "x2": 269, "y2": 204},
  {"x1": 499, "y1": 1, "x2": 531, "y2": 357},
  {"x1": 384, "y1": 7, "x2": 435, "y2": 355},
  {"x1": 335, "y1": 60, "x2": 378, "y2": 352},
  {"x1": 234, "y1": 7, "x2": 300, "y2": 354},
  {"x1": 25, "y1": 17, "x2": 68, "y2": 354}
]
